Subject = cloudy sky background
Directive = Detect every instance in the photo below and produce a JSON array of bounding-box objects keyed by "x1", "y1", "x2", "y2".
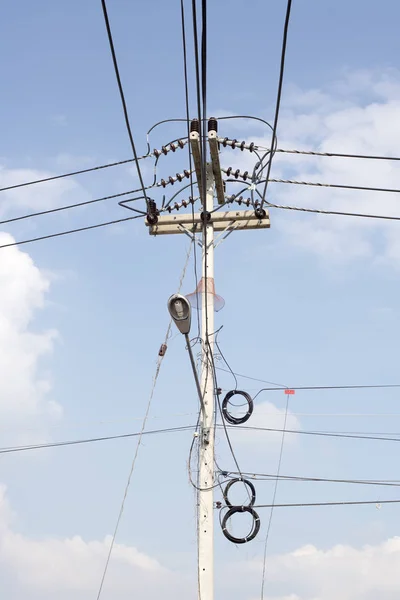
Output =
[{"x1": 1, "y1": 1, "x2": 400, "y2": 598}]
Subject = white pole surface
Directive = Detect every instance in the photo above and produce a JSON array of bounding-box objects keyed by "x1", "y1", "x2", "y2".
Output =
[{"x1": 198, "y1": 163, "x2": 215, "y2": 600}]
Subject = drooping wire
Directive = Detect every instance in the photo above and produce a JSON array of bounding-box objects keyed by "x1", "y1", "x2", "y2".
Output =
[
  {"x1": 227, "y1": 471, "x2": 400, "y2": 489},
  {"x1": 225, "y1": 424, "x2": 400, "y2": 444},
  {"x1": 0, "y1": 189, "x2": 146, "y2": 226},
  {"x1": 0, "y1": 214, "x2": 143, "y2": 249},
  {"x1": 252, "y1": 383, "x2": 400, "y2": 397},
  {"x1": 259, "y1": 0, "x2": 292, "y2": 211},
  {"x1": 96, "y1": 245, "x2": 193, "y2": 600},
  {"x1": 0, "y1": 157, "x2": 147, "y2": 194},
  {"x1": 208, "y1": 339, "x2": 251, "y2": 503},
  {"x1": 260, "y1": 390, "x2": 290, "y2": 600},
  {"x1": 215, "y1": 366, "x2": 286, "y2": 388},
  {"x1": 276, "y1": 148, "x2": 400, "y2": 161},
  {"x1": 180, "y1": 0, "x2": 200, "y2": 339},
  {"x1": 100, "y1": 0, "x2": 149, "y2": 208},
  {"x1": 0, "y1": 425, "x2": 195, "y2": 455},
  {"x1": 212, "y1": 327, "x2": 238, "y2": 390}
]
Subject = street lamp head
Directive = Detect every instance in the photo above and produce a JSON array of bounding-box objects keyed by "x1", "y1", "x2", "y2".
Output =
[{"x1": 167, "y1": 293, "x2": 192, "y2": 335}]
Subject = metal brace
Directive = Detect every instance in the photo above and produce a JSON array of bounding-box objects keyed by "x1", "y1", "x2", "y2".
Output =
[
  {"x1": 177, "y1": 224, "x2": 203, "y2": 247},
  {"x1": 213, "y1": 221, "x2": 239, "y2": 249}
]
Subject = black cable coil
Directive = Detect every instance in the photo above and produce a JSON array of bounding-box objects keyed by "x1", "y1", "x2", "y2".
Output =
[
  {"x1": 223, "y1": 477, "x2": 256, "y2": 507},
  {"x1": 222, "y1": 390, "x2": 253, "y2": 425},
  {"x1": 221, "y1": 506, "x2": 261, "y2": 544}
]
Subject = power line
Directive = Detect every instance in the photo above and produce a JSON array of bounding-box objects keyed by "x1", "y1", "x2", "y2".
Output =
[
  {"x1": 180, "y1": 0, "x2": 200, "y2": 338},
  {"x1": 227, "y1": 424, "x2": 400, "y2": 444},
  {"x1": 229, "y1": 471, "x2": 400, "y2": 488},
  {"x1": 0, "y1": 190, "x2": 144, "y2": 226},
  {"x1": 0, "y1": 158, "x2": 144, "y2": 194},
  {"x1": 215, "y1": 366, "x2": 285, "y2": 388},
  {"x1": 260, "y1": 392, "x2": 290, "y2": 600},
  {"x1": 259, "y1": 0, "x2": 292, "y2": 211},
  {"x1": 276, "y1": 148, "x2": 400, "y2": 162},
  {"x1": 0, "y1": 425, "x2": 195, "y2": 455},
  {"x1": 252, "y1": 383, "x2": 400, "y2": 398},
  {"x1": 95, "y1": 246, "x2": 193, "y2": 600},
  {"x1": 100, "y1": 0, "x2": 149, "y2": 207},
  {"x1": 266, "y1": 200, "x2": 400, "y2": 223},
  {"x1": 0, "y1": 214, "x2": 143, "y2": 249},
  {"x1": 253, "y1": 498, "x2": 400, "y2": 509},
  {"x1": 268, "y1": 177, "x2": 400, "y2": 196}
]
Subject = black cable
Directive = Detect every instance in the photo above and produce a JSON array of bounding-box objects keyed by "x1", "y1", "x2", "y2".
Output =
[
  {"x1": 227, "y1": 424, "x2": 400, "y2": 444},
  {"x1": 221, "y1": 506, "x2": 261, "y2": 544},
  {"x1": 276, "y1": 148, "x2": 400, "y2": 162},
  {"x1": 214, "y1": 334, "x2": 238, "y2": 390},
  {"x1": 229, "y1": 471, "x2": 400, "y2": 489},
  {"x1": 215, "y1": 366, "x2": 285, "y2": 388},
  {"x1": 222, "y1": 390, "x2": 253, "y2": 425},
  {"x1": 100, "y1": 0, "x2": 149, "y2": 207},
  {"x1": 252, "y1": 383, "x2": 400, "y2": 398},
  {"x1": 0, "y1": 190, "x2": 145, "y2": 226},
  {"x1": 254, "y1": 499, "x2": 400, "y2": 509},
  {"x1": 8, "y1": 141, "x2": 399, "y2": 199},
  {"x1": 0, "y1": 158, "x2": 145, "y2": 194},
  {"x1": 266, "y1": 200, "x2": 400, "y2": 223},
  {"x1": 0, "y1": 425, "x2": 196, "y2": 455},
  {"x1": 268, "y1": 178, "x2": 400, "y2": 197},
  {"x1": 259, "y1": 0, "x2": 293, "y2": 211},
  {"x1": 209, "y1": 341, "x2": 251, "y2": 505},
  {"x1": 0, "y1": 214, "x2": 143, "y2": 249},
  {"x1": 180, "y1": 0, "x2": 201, "y2": 339}
]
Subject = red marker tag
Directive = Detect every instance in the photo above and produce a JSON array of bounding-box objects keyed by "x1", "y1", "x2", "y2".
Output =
[{"x1": 284, "y1": 389, "x2": 295, "y2": 395}]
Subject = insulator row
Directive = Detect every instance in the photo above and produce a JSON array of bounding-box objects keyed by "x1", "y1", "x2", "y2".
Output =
[
  {"x1": 225, "y1": 194, "x2": 260, "y2": 208},
  {"x1": 222, "y1": 167, "x2": 252, "y2": 181},
  {"x1": 161, "y1": 197, "x2": 197, "y2": 213},
  {"x1": 153, "y1": 139, "x2": 187, "y2": 158},
  {"x1": 218, "y1": 137, "x2": 257, "y2": 152},
  {"x1": 157, "y1": 169, "x2": 194, "y2": 188}
]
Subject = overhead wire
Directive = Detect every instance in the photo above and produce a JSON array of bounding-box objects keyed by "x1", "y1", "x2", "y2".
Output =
[
  {"x1": 0, "y1": 425, "x2": 195, "y2": 455},
  {"x1": 100, "y1": 0, "x2": 149, "y2": 207},
  {"x1": 226, "y1": 424, "x2": 400, "y2": 444},
  {"x1": 252, "y1": 383, "x2": 400, "y2": 397},
  {"x1": 180, "y1": 0, "x2": 200, "y2": 338},
  {"x1": 259, "y1": 0, "x2": 292, "y2": 212},
  {"x1": 215, "y1": 366, "x2": 285, "y2": 388},
  {"x1": 227, "y1": 471, "x2": 400, "y2": 489},
  {"x1": 276, "y1": 148, "x2": 400, "y2": 161},
  {"x1": 95, "y1": 243, "x2": 193, "y2": 600},
  {"x1": 0, "y1": 189, "x2": 145, "y2": 226},
  {"x1": 253, "y1": 499, "x2": 400, "y2": 509},
  {"x1": 260, "y1": 383, "x2": 290, "y2": 600},
  {"x1": 0, "y1": 214, "x2": 143, "y2": 249},
  {"x1": 0, "y1": 157, "x2": 146, "y2": 194}
]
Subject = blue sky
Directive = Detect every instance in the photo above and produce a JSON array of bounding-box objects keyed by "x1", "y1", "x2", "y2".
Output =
[{"x1": 1, "y1": 1, "x2": 400, "y2": 599}]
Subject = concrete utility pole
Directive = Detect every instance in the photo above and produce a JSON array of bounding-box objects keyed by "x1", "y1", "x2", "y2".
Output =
[
  {"x1": 197, "y1": 160, "x2": 216, "y2": 600},
  {"x1": 147, "y1": 118, "x2": 270, "y2": 600}
]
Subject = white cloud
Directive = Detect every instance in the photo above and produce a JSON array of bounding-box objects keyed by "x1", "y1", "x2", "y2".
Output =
[
  {"x1": 245, "y1": 536, "x2": 400, "y2": 600},
  {"x1": 227, "y1": 400, "x2": 300, "y2": 449},
  {"x1": 0, "y1": 233, "x2": 60, "y2": 438},
  {"x1": 0, "y1": 485, "x2": 190, "y2": 599},
  {"x1": 221, "y1": 69, "x2": 400, "y2": 267}
]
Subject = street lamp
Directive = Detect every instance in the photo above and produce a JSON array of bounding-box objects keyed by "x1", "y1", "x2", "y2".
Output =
[
  {"x1": 167, "y1": 293, "x2": 205, "y2": 421},
  {"x1": 167, "y1": 294, "x2": 192, "y2": 335}
]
